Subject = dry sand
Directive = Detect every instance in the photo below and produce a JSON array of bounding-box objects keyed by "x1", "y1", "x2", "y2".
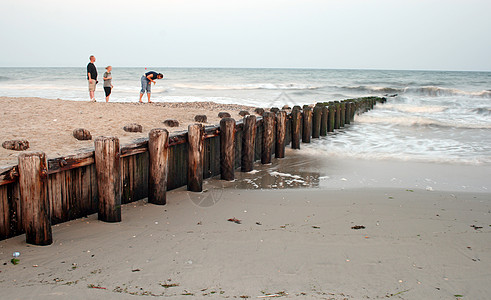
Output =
[
  {"x1": 0, "y1": 183, "x2": 490, "y2": 299},
  {"x1": 0, "y1": 97, "x2": 255, "y2": 167}
]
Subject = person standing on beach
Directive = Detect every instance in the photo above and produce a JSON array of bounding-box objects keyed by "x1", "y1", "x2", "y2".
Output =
[
  {"x1": 87, "y1": 55, "x2": 98, "y2": 102},
  {"x1": 103, "y1": 66, "x2": 113, "y2": 102},
  {"x1": 139, "y1": 71, "x2": 163, "y2": 103}
]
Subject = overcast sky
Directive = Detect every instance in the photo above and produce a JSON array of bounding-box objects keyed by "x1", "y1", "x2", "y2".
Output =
[{"x1": 1, "y1": 0, "x2": 490, "y2": 71}]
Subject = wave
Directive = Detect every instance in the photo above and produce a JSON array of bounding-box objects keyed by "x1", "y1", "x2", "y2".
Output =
[
  {"x1": 338, "y1": 85, "x2": 491, "y2": 98},
  {"x1": 472, "y1": 107, "x2": 491, "y2": 116},
  {"x1": 378, "y1": 104, "x2": 447, "y2": 113},
  {"x1": 0, "y1": 76, "x2": 9, "y2": 81},
  {"x1": 357, "y1": 115, "x2": 491, "y2": 129},
  {"x1": 173, "y1": 83, "x2": 324, "y2": 91}
]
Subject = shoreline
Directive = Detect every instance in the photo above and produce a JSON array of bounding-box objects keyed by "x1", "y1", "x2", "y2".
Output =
[{"x1": 0, "y1": 186, "x2": 490, "y2": 299}]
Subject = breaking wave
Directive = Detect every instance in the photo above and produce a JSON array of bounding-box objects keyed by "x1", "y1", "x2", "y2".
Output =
[
  {"x1": 173, "y1": 83, "x2": 323, "y2": 91},
  {"x1": 339, "y1": 85, "x2": 491, "y2": 98},
  {"x1": 357, "y1": 115, "x2": 491, "y2": 129}
]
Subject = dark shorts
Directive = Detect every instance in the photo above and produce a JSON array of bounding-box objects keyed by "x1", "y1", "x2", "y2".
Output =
[{"x1": 104, "y1": 87, "x2": 112, "y2": 97}]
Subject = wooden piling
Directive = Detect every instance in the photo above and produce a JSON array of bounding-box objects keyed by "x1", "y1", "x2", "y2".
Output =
[
  {"x1": 320, "y1": 105, "x2": 328, "y2": 136},
  {"x1": 261, "y1": 112, "x2": 275, "y2": 164},
  {"x1": 302, "y1": 107, "x2": 312, "y2": 143},
  {"x1": 94, "y1": 136, "x2": 121, "y2": 223},
  {"x1": 291, "y1": 108, "x2": 301, "y2": 149},
  {"x1": 220, "y1": 118, "x2": 236, "y2": 180},
  {"x1": 275, "y1": 111, "x2": 287, "y2": 158},
  {"x1": 148, "y1": 128, "x2": 169, "y2": 205},
  {"x1": 340, "y1": 102, "x2": 346, "y2": 126},
  {"x1": 344, "y1": 101, "x2": 351, "y2": 125},
  {"x1": 350, "y1": 102, "x2": 356, "y2": 122},
  {"x1": 187, "y1": 124, "x2": 204, "y2": 191},
  {"x1": 312, "y1": 105, "x2": 322, "y2": 138},
  {"x1": 328, "y1": 104, "x2": 335, "y2": 132},
  {"x1": 334, "y1": 102, "x2": 341, "y2": 129},
  {"x1": 241, "y1": 115, "x2": 257, "y2": 172},
  {"x1": 18, "y1": 152, "x2": 52, "y2": 245}
]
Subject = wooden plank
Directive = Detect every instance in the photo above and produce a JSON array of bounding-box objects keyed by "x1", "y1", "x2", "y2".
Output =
[{"x1": 0, "y1": 185, "x2": 10, "y2": 239}]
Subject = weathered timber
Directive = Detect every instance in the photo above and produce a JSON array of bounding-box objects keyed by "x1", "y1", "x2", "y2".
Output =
[
  {"x1": 241, "y1": 115, "x2": 257, "y2": 172},
  {"x1": 194, "y1": 115, "x2": 208, "y2": 123},
  {"x1": 334, "y1": 102, "x2": 341, "y2": 129},
  {"x1": 344, "y1": 101, "x2": 351, "y2": 125},
  {"x1": 94, "y1": 136, "x2": 121, "y2": 222},
  {"x1": 254, "y1": 108, "x2": 265, "y2": 116},
  {"x1": 261, "y1": 112, "x2": 275, "y2": 164},
  {"x1": 275, "y1": 111, "x2": 287, "y2": 158},
  {"x1": 2, "y1": 140, "x2": 29, "y2": 151},
  {"x1": 328, "y1": 104, "x2": 335, "y2": 132},
  {"x1": 218, "y1": 112, "x2": 231, "y2": 118},
  {"x1": 302, "y1": 107, "x2": 312, "y2": 143},
  {"x1": 123, "y1": 123, "x2": 143, "y2": 133},
  {"x1": 312, "y1": 105, "x2": 322, "y2": 138},
  {"x1": 72, "y1": 128, "x2": 92, "y2": 140},
  {"x1": 148, "y1": 129, "x2": 169, "y2": 205},
  {"x1": 270, "y1": 107, "x2": 280, "y2": 114},
  {"x1": 163, "y1": 119, "x2": 179, "y2": 127},
  {"x1": 187, "y1": 124, "x2": 204, "y2": 192},
  {"x1": 320, "y1": 105, "x2": 328, "y2": 136},
  {"x1": 239, "y1": 110, "x2": 250, "y2": 117},
  {"x1": 220, "y1": 118, "x2": 236, "y2": 180},
  {"x1": 291, "y1": 108, "x2": 301, "y2": 149},
  {"x1": 18, "y1": 152, "x2": 52, "y2": 245}
]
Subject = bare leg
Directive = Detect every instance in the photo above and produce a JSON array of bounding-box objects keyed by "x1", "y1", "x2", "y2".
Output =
[
  {"x1": 90, "y1": 91, "x2": 95, "y2": 101},
  {"x1": 105, "y1": 96, "x2": 109, "y2": 103},
  {"x1": 147, "y1": 93, "x2": 152, "y2": 103},
  {"x1": 139, "y1": 93, "x2": 144, "y2": 103}
]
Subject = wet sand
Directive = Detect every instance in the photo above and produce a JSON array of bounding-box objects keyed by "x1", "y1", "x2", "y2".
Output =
[{"x1": 0, "y1": 185, "x2": 490, "y2": 299}]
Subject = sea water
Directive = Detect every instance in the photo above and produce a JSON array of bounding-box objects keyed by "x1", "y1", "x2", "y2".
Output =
[{"x1": 1, "y1": 67, "x2": 490, "y2": 169}]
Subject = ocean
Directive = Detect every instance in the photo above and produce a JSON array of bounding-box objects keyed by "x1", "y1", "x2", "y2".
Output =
[{"x1": 1, "y1": 67, "x2": 490, "y2": 168}]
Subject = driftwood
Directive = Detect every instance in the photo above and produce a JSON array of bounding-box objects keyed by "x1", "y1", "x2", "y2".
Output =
[
  {"x1": 194, "y1": 115, "x2": 207, "y2": 123},
  {"x1": 218, "y1": 112, "x2": 231, "y2": 118},
  {"x1": 73, "y1": 128, "x2": 92, "y2": 140},
  {"x1": 239, "y1": 110, "x2": 250, "y2": 117},
  {"x1": 163, "y1": 119, "x2": 179, "y2": 127},
  {"x1": 254, "y1": 108, "x2": 265, "y2": 116},
  {"x1": 123, "y1": 123, "x2": 143, "y2": 133},
  {"x1": 2, "y1": 139, "x2": 29, "y2": 151}
]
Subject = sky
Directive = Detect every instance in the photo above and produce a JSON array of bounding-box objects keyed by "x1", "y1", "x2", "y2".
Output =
[{"x1": 0, "y1": 0, "x2": 490, "y2": 71}]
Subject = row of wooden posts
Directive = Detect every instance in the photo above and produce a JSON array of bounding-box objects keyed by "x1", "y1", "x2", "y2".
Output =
[{"x1": 14, "y1": 97, "x2": 384, "y2": 245}]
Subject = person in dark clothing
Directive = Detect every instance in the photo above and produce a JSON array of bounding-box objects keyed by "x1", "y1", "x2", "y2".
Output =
[
  {"x1": 87, "y1": 55, "x2": 98, "y2": 102},
  {"x1": 139, "y1": 71, "x2": 163, "y2": 103}
]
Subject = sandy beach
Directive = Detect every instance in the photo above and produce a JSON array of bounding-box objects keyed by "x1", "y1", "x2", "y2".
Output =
[
  {"x1": 0, "y1": 184, "x2": 490, "y2": 299},
  {"x1": 0, "y1": 97, "x2": 255, "y2": 167}
]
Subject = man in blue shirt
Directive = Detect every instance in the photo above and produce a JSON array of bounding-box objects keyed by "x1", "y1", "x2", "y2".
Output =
[{"x1": 139, "y1": 71, "x2": 163, "y2": 103}]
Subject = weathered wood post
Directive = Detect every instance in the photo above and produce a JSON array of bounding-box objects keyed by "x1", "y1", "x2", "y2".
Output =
[
  {"x1": 302, "y1": 107, "x2": 312, "y2": 143},
  {"x1": 340, "y1": 102, "x2": 346, "y2": 127},
  {"x1": 241, "y1": 115, "x2": 257, "y2": 172},
  {"x1": 94, "y1": 136, "x2": 121, "y2": 223},
  {"x1": 334, "y1": 102, "x2": 341, "y2": 129},
  {"x1": 220, "y1": 118, "x2": 236, "y2": 180},
  {"x1": 261, "y1": 112, "x2": 275, "y2": 164},
  {"x1": 320, "y1": 105, "x2": 328, "y2": 136},
  {"x1": 312, "y1": 105, "x2": 322, "y2": 138},
  {"x1": 350, "y1": 102, "x2": 356, "y2": 122},
  {"x1": 18, "y1": 152, "x2": 52, "y2": 245},
  {"x1": 187, "y1": 124, "x2": 204, "y2": 191},
  {"x1": 328, "y1": 103, "x2": 335, "y2": 132},
  {"x1": 291, "y1": 107, "x2": 301, "y2": 149},
  {"x1": 148, "y1": 128, "x2": 169, "y2": 205},
  {"x1": 275, "y1": 110, "x2": 287, "y2": 158},
  {"x1": 344, "y1": 101, "x2": 351, "y2": 125}
]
